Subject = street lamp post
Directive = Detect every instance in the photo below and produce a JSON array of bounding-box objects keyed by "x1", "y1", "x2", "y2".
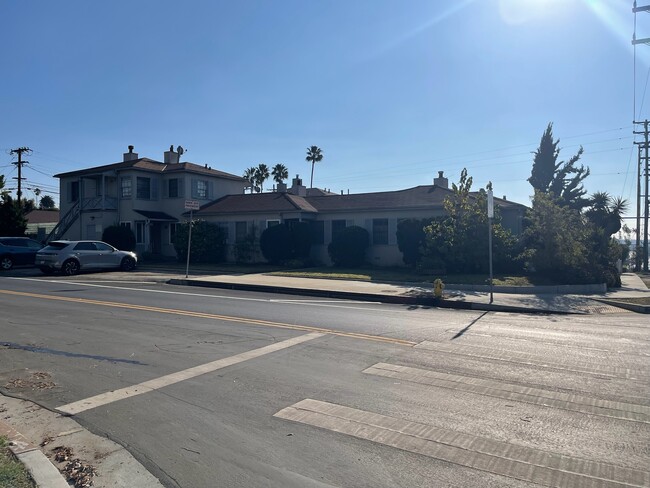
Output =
[{"x1": 487, "y1": 190, "x2": 494, "y2": 304}]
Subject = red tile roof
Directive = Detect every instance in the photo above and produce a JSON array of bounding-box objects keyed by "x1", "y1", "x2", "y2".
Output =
[{"x1": 25, "y1": 210, "x2": 60, "y2": 224}]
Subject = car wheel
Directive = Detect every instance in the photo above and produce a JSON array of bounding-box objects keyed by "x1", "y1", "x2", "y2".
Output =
[
  {"x1": 39, "y1": 267, "x2": 54, "y2": 275},
  {"x1": 120, "y1": 256, "x2": 136, "y2": 271},
  {"x1": 62, "y1": 259, "x2": 80, "y2": 276},
  {"x1": 0, "y1": 255, "x2": 14, "y2": 271}
]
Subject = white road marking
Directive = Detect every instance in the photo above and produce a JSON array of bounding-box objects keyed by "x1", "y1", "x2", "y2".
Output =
[
  {"x1": 6, "y1": 277, "x2": 389, "y2": 312},
  {"x1": 57, "y1": 332, "x2": 323, "y2": 415},
  {"x1": 275, "y1": 399, "x2": 650, "y2": 488}
]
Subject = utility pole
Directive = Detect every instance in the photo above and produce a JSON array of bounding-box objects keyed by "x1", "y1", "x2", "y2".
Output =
[
  {"x1": 633, "y1": 121, "x2": 649, "y2": 271},
  {"x1": 9, "y1": 147, "x2": 31, "y2": 207}
]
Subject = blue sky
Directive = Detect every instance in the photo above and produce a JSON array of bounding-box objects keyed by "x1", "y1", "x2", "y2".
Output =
[{"x1": 0, "y1": 0, "x2": 646, "y2": 223}]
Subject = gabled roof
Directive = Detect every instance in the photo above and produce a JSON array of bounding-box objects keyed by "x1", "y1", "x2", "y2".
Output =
[
  {"x1": 196, "y1": 192, "x2": 318, "y2": 215},
  {"x1": 194, "y1": 185, "x2": 526, "y2": 217},
  {"x1": 54, "y1": 158, "x2": 246, "y2": 182}
]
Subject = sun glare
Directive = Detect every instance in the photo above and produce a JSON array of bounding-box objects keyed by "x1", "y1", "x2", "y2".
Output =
[{"x1": 499, "y1": 0, "x2": 574, "y2": 25}]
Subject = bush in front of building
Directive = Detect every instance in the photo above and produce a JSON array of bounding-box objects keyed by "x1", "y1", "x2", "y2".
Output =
[
  {"x1": 173, "y1": 220, "x2": 227, "y2": 263},
  {"x1": 327, "y1": 225, "x2": 369, "y2": 267},
  {"x1": 102, "y1": 225, "x2": 136, "y2": 251},
  {"x1": 259, "y1": 222, "x2": 313, "y2": 264}
]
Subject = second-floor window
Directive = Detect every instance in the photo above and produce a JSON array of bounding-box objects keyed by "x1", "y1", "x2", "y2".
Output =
[
  {"x1": 192, "y1": 179, "x2": 210, "y2": 199},
  {"x1": 69, "y1": 181, "x2": 80, "y2": 202},
  {"x1": 168, "y1": 178, "x2": 180, "y2": 198},
  {"x1": 136, "y1": 177, "x2": 151, "y2": 199},
  {"x1": 121, "y1": 177, "x2": 132, "y2": 198}
]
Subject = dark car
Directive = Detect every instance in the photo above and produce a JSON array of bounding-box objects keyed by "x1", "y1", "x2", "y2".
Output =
[{"x1": 0, "y1": 237, "x2": 45, "y2": 270}]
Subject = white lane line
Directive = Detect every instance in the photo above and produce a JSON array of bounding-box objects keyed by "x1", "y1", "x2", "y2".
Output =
[
  {"x1": 6, "y1": 277, "x2": 387, "y2": 311},
  {"x1": 57, "y1": 332, "x2": 323, "y2": 415},
  {"x1": 275, "y1": 399, "x2": 650, "y2": 488}
]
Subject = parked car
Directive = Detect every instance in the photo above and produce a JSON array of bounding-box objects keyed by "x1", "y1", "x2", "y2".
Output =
[
  {"x1": 0, "y1": 237, "x2": 44, "y2": 270},
  {"x1": 35, "y1": 240, "x2": 137, "y2": 275}
]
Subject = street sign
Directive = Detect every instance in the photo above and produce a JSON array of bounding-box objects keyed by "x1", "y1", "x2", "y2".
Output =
[{"x1": 185, "y1": 199, "x2": 200, "y2": 211}]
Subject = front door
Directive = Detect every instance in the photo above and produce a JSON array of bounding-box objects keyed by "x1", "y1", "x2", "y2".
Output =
[{"x1": 150, "y1": 222, "x2": 162, "y2": 254}]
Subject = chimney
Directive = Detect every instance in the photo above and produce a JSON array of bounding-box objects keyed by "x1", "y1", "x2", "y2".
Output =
[
  {"x1": 164, "y1": 145, "x2": 179, "y2": 164},
  {"x1": 503, "y1": 195, "x2": 507, "y2": 200},
  {"x1": 433, "y1": 170, "x2": 448, "y2": 189},
  {"x1": 290, "y1": 174, "x2": 306, "y2": 196},
  {"x1": 277, "y1": 182, "x2": 287, "y2": 193},
  {"x1": 123, "y1": 145, "x2": 139, "y2": 162}
]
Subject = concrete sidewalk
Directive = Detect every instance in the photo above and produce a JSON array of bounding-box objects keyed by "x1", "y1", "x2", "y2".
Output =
[{"x1": 168, "y1": 272, "x2": 649, "y2": 315}]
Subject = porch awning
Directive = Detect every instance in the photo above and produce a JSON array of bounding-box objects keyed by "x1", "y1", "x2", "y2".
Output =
[{"x1": 133, "y1": 210, "x2": 178, "y2": 222}]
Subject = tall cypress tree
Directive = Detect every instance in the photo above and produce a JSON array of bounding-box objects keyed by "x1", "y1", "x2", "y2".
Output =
[{"x1": 528, "y1": 123, "x2": 590, "y2": 209}]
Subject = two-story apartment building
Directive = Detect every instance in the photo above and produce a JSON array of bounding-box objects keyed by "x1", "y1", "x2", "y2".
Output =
[{"x1": 53, "y1": 146, "x2": 247, "y2": 256}]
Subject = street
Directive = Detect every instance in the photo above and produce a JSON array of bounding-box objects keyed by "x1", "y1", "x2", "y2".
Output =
[{"x1": 0, "y1": 271, "x2": 648, "y2": 488}]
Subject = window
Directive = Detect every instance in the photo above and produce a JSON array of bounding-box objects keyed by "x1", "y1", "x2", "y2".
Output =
[
  {"x1": 136, "y1": 177, "x2": 151, "y2": 199},
  {"x1": 266, "y1": 219, "x2": 280, "y2": 228},
  {"x1": 310, "y1": 221, "x2": 324, "y2": 245},
  {"x1": 235, "y1": 221, "x2": 248, "y2": 242},
  {"x1": 169, "y1": 223, "x2": 178, "y2": 244},
  {"x1": 70, "y1": 181, "x2": 80, "y2": 202},
  {"x1": 74, "y1": 242, "x2": 96, "y2": 251},
  {"x1": 120, "y1": 177, "x2": 132, "y2": 198},
  {"x1": 120, "y1": 221, "x2": 131, "y2": 230},
  {"x1": 94, "y1": 242, "x2": 114, "y2": 251},
  {"x1": 373, "y1": 218, "x2": 389, "y2": 245},
  {"x1": 135, "y1": 221, "x2": 145, "y2": 244},
  {"x1": 168, "y1": 178, "x2": 179, "y2": 198},
  {"x1": 192, "y1": 179, "x2": 210, "y2": 199},
  {"x1": 332, "y1": 219, "x2": 346, "y2": 239}
]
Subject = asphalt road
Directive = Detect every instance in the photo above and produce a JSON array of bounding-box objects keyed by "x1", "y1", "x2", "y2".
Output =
[{"x1": 0, "y1": 270, "x2": 648, "y2": 488}]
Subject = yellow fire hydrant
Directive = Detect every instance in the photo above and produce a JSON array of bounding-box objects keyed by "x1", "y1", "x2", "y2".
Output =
[{"x1": 433, "y1": 278, "x2": 444, "y2": 299}]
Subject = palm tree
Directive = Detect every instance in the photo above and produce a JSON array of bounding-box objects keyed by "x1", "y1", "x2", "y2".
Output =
[
  {"x1": 305, "y1": 146, "x2": 323, "y2": 188},
  {"x1": 255, "y1": 163, "x2": 270, "y2": 193},
  {"x1": 271, "y1": 163, "x2": 289, "y2": 186},
  {"x1": 243, "y1": 167, "x2": 257, "y2": 193}
]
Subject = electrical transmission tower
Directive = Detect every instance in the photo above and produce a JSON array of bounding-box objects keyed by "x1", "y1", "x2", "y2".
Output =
[{"x1": 9, "y1": 147, "x2": 31, "y2": 207}]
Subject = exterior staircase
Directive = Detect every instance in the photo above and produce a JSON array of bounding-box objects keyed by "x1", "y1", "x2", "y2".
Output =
[{"x1": 45, "y1": 200, "x2": 80, "y2": 242}]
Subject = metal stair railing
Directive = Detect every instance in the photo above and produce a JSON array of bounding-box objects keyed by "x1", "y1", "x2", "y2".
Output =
[{"x1": 45, "y1": 200, "x2": 81, "y2": 242}]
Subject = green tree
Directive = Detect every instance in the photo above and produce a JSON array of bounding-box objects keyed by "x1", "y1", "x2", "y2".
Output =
[
  {"x1": 271, "y1": 163, "x2": 289, "y2": 186},
  {"x1": 0, "y1": 195, "x2": 27, "y2": 236},
  {"x1": 173, "y1": 220, "x2": 227, "y2": 263},
  {"x1": 305, "y1": 146, "x2": 323, "y2": 188},
  {"x1": 420, "y1": 169, "x2": 518, "y2": 274},
  {"x1": 243, "y1": 167, "x2": 257, "y2": 194},
  {"x1": 255, "y1": 163, "x2": 270, "y2": 193},
  {"x1": 39, "y1": 195, "x2": 57, "y2": 210},
  {"x1": 528, "y1": 123, "x2": 590, "y2": 209}
]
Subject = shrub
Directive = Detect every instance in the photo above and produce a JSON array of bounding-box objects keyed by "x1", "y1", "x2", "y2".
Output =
[
  {"x1": 328, "y1": 225, "x2": 369, "y2": 267},
  {"x1": 260, "y1": 224, "x2": 293, "y2": 264},
  {"x1": 173, "y1": 220, "x2": 227, "y2": 263},
  {"x1": 234, "y1": 230, "x2": 258, "y2": 263},
  {"x1": 259, "y1": 222, "x2": 314, "y2": 264},
  {"x1": 396, "y1": 218, "x2": 430, "y2": 267},
  {"x1": 102, "y1": 225, "x2": 136, "y2": 251}
]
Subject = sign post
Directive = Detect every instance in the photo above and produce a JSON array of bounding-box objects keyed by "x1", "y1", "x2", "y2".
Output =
[
  {"x1": 184, "y1": 200, "x2": 200, "y2": 278},
  {"x1": 487, "y1": 190, "x2": 494, "y2": 304}
]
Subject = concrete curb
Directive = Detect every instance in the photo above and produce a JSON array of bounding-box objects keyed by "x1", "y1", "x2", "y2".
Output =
[
  {"x1": 167, "y1": 279, "x2": 574, "y2": 314},
  {"x1": 0, "y1": 419, "x2": 69, "y2": 488},
  {"x1": 593, "y1": 298, "x2": 650, "y2": 314}
]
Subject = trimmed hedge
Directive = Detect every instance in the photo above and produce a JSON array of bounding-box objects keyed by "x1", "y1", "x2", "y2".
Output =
[{"x1": 327, "y1": 225, "x2": 369, "y2": 267}]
